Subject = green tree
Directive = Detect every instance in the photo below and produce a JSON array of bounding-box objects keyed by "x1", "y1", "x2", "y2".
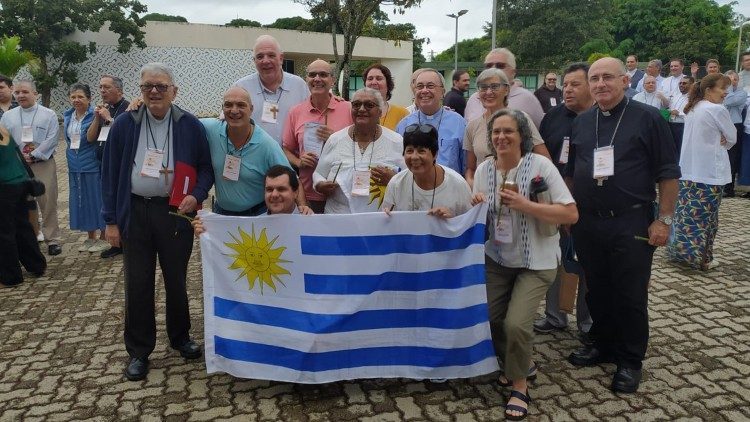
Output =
[
  {"x1": 142, "y1": 12, "x2": 187, "y2": 22},
  {"x1": 486, "y1": 0, "x2": 614, "y2": 69},
  {"x1": 225, "y1": 18, "x2": 262, "y2": 28},
  {"x1": 267, "y1": 16, "x2": 330, "y2": 33},
  {"x1": 434, "y1": 37, "x2": 492, "y2": 63},
  {"x1": 0, "y1": 36, "x2": 38, "y2": 78},
  {"x1": 294, "y1": 0, "x2": 423, "y2": 99},
  {"x1": 0, "y1": 0, "x2": 147, "y2": 107},
  {"x1": 611, "y1": 0, "x2": 735, "y2": 65}
]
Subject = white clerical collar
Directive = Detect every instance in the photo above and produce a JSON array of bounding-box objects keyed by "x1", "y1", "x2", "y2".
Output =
[{"x1": 21, "y1": 103, "x2": 38, "y2": 112}]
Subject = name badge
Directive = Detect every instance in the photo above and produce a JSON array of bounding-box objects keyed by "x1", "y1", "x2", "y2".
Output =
[
  {"x1": 550, "y1": 98, "x2": 557, "y2": 107},
  {"x1": 70, "y1": 133, "x2": 81, "y2": 150},
  {"x1": 222, "y1": 154, "x2": 241, "y2": 181},
  {"x1": 593, "y1": 146, "x2": 615, "y2": 178},
  {"x1": 351, "y1": 169, "x2": 371, "y2": 196},
  {"x1": 303, "y1": 122, "x2": 323, "y2": 156},
  {"x1": 559, "y1": 136, "x2": 570, "y2": 164},
  {"x1": 261, "y1": 101, "x2": 279, "y2": 124},
  {"x1": 97, "y1": 125, "x2": 110, "y2": 142},
  {"x1": 21, "y1": 125, "x2": 33, "y2": 143},
  {"x1": 494, "y1": 212, "x2": 513, "y2": 244},
  {"x1": 140, "y1": 149, "x2": 164, "y2": 178}
]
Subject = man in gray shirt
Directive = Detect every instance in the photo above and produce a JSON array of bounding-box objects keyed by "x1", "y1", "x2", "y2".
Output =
[
  {"x1": 234, "y1": 35, "x2": 309, "y2": 145},
  {"x1": 0, "y1": 79, "x2": 62, "y2": 256}
]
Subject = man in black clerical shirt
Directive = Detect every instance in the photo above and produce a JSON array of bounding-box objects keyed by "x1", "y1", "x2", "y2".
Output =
[
  {"x1": 443, "y1": 70, "x2": 469, "y2": 117},
  {"x1": 564, "y1": 57, "x2": 680, "y2": 394},
  {"x1": 534, "y1": 62, "x2": 594, "y2": 342},
  {"x1": 87, "y1": 75, "x2": 130, "y2": 258}
]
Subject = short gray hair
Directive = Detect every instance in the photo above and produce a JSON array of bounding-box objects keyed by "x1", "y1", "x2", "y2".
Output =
[
  {"x1": 254, "y1": 35, "x2": 282, "y2": 53},
  {"x1": 487, "y1": 48, "x2": 516, "y2": 69},
  {"x1": 101, "y1": 74, "x2": 124, "y2": 91},
  {"x1": 140, "y1": 62, "x2": 175, "y2": 84},
  {"x1": 486, "y1": 109, "x2": 535, "y2": 158},
  {"x1": 13, "y1": 78, "x2": 36, "y2": 92},
  {"x1": 353, "y1": 87, "x2": 385, "y2": 110},
  {"x1": 476, "y1": 67, "x2": 509, "y2": 86},
  {"x1": 648, "y1": 59, "x2": 663, "y2": 69}
]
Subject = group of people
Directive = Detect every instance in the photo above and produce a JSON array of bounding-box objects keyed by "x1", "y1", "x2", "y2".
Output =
[{"x1": 0, "y1": 31, "x2": 744, "y2": 420}]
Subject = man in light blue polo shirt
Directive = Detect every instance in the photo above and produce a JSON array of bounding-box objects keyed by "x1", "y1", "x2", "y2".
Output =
[
  {"x1": 234, "y1": 35, "x2": 309, "y2": 145},
  {"x1": 202, "y1": 86, "x2": 294, "y2": 216},
  {"x1": 396, "y1": 68, "x2": 466, "y2": 175}
]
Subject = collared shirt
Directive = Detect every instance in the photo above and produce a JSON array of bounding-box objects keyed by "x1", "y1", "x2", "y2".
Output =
[
  {"x1": 130, "y1": 108, "x2": 174, "y2": 197},
  {"x1": 539, "y1": 104, "x2": 579, "y2": 174},
  {"x1": 0, "y1": 103, "x2": 59, "y2": 161},
  {"x1": 669, "y1": 93, "x2": 689, "y2": 123},
  {"x1": 396, "y1": 108, "x2": 466, "y2": 175},
  {"x1": 632, "y1": 91, "x2": 663, "y2": 109},
  {"x1": 202, "y1": 118, "x2": 291, "y2": 212},
  {"x1": 565, "y1": 97, "x2": 681, "y2": 211},
  {"x1": 234, "y1": 71, "x2": 310, "y2": 144},
  {"x1": 282, "y1": 95, "x2": 352, "y2": 201},
  {"x1": 443, "y1": 87, "x2": 467, "y2": 117},
  {"x1": 681, "y1": 100, "x2": 736, "y2": 185},
  {"x1": 723, "y1": 86, "x2": 747, "y2": 124},
  {"x1": 464, "y1": 86, "x2": 544, "y2": 128},
  {"x1": 740, "y1": 69, "x2": 750, "y2": 95},
  {"x1": 635, "y1": 75, "x2": 664, "y2": 94},
  {"x1": 660, "y1": 75, "x2": 683, "y2": 100}
]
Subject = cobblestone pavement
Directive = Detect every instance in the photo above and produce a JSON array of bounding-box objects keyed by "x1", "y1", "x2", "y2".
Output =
[{"x1": 1, "y1": 150, "x2": 749, "y2": 422}]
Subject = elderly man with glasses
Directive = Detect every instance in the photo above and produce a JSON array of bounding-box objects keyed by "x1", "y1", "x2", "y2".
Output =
[
  {"x1": 101, "y1": 62, "x2": 214, "y2": 382},
  {"x1": 395, "y1": 68, "x2": 466, "y2": 175},
  {"x1": 464, "y1": 48, "x2": 545, "y2": 128}
]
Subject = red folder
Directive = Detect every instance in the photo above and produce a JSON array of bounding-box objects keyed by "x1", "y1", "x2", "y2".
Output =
[{"x1": 169, "y1": 160, "x2": 197, "y2": 207}]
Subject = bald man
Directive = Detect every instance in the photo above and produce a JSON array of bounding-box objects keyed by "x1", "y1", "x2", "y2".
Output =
[{"x1": 234, "y1": 35, "x2": 310, "y2": 145}]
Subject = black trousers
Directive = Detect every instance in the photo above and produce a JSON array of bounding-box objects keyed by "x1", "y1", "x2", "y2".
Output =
[
  {"x1": 668, "y1": 122, "x2": 684, "y2": 161},
  {"x1": 122, "y1": 195, "x2": 194, "y2": 358},
  {"x1": 0, "y1": 182, "x2": 46, "y2": 285},
  {"x1": 725, "y1": 123, "x2": 744, "y2": 194},
  {"x1": 572, "y1": 205, "x2": 655, "y2": 370}
]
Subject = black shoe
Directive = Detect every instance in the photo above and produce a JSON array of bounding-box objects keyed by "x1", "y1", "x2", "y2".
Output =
[
  {"x1": 568, "y1": 346, "x2": 613, "y2": 366},
  {"x1": 48, "y1": 244, "x2": 62, "y2": 256},
  {"x1": 578, "y1": 331, "x2": 595, "y2": 346},
  {"x1": 533, "y1": 319, "x2": 566, "y2": 334},
  {"x1": 741, "y1": 192, "x2": 750, "y2": 199},
  {"x1": 174, "y1": 340, "x2": 202, "y2": 359},
  {"x1": 611, "y1": 367, "x2": 642, "y2": 393},
  {"x1": 100, "y1": 247, "x2": 122, "y2": 258},
  {"x1": 722, "y1": 191, "x2": 735, "y2": 198},
  {"x1": 124, "y1": 357, "x2": 149, "y2": 381}
]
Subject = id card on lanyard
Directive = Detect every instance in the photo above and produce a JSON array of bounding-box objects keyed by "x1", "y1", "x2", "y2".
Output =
[
  {"x1": 223, "y1": 154, "x2": 241, "y2": 181},
  {"x1": 593, "y1": 146, "x2": 614, "y2": 178},
  {"x1": 141, "y1": 149, "x2": 164, "y2": 178}
]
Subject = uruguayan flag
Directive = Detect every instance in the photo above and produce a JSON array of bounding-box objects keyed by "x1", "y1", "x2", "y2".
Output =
[{"x1": 200, "y1": 203, "x2": 498, "y2": 383}]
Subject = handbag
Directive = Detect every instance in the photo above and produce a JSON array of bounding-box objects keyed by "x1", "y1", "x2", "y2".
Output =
[{"x1": 14, "y1": 143, "x2": 46, "y2": 197}]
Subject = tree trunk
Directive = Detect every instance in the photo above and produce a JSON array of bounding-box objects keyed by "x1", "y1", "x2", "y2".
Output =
[{"x1": 37, "y1": 59, "x2": 52, "y2": 108}]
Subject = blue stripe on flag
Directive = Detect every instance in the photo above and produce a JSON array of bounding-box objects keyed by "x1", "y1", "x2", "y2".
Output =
[
  {"x1": 214, "y1": 336, "x2": 495, "y2": 371},
  {"x1": 214, "y1": 297, "x2": 489, "y2": 332},
  {"x1": 304, "y1": 264, "x2": 486, "y2": 294},
  {"x1": 299, "y1": 223, "x2": 485, "y2": 256}
]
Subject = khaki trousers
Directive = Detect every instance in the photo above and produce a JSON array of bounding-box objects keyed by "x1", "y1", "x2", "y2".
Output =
[
  {"x1": 29, "y1": 157, "x2": 61, "y2": 245},
  {"x1": 485, "y1": 256, "x2": 555, "y2": 380}
]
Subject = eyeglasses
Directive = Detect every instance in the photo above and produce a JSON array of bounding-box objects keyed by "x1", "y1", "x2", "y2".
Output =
[
  {"x1": 139, "y1": 84, "x2": 173, "y2": 93},
  {"x1": 546, "y1": 78, "x2": 557, "y2": 81},
  {"x1": 351, "y1": 101, "x2": 379, "y2": 110},
  {"x1": 477, "y1": 83, "x2": 507, "y2": 92},
  {"x1": 404, "y1": 124, "x2": 436, "y2": 135},
  {"x1": 484, "y1": 62, "x2": 508, "y2": 70},
  {"x1": 415, "y1": 83, "x2": 441, "y2": 90},
  {"x1": 307, "y1": 71, "x2": 330, "y2": 79}
]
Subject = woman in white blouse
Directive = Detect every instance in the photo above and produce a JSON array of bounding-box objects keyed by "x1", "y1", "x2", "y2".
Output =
[
  {"x1": 313, "y1": 88, "x2": 405, "y2": 214},
  {"x1": 667, "y1": 73, "x2": 736, "y2": 270},
  {"x1": 471, "y1": 109, "x2": 578, "y2": 420}
]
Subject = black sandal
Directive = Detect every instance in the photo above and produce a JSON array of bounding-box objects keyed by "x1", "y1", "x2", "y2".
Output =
[{"x1": 505, "y1": 389, "x2": 531, "y2": 421}]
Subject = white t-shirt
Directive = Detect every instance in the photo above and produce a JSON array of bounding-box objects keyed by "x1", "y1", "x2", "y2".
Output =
[
  {"x1": 680, "y1": 100, "x2": 736, "y2": 185},
  {"x1": 312, "y1": 126, "x2": 406, "y2": 214},
  {"x1": 383, "y1": 165, "x2": 471, "y2": 215},
  {"x1": 473, "y1": 154, "x2": 574, "y2": 270}
]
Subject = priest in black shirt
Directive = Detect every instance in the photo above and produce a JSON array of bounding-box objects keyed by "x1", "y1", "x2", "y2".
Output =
[
  {"x1": 534, "y1": 62, "x2": 594, "y2": 341},
  {"x1": 564, "y1": 58, "x2": 680, "y2": 394}
]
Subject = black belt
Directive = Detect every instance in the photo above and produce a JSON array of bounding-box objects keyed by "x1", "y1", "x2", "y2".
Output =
[
  {"x1": 131, "y1": 194, "x2": 169, "y2": 204},
  {"x1": 580, "y1": 203, "x2": 647, "y2": 218}
]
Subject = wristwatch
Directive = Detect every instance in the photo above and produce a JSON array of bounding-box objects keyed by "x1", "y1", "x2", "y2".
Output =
[{"x1": 657, "y1": 215, "x2": 673, "y2": 225}]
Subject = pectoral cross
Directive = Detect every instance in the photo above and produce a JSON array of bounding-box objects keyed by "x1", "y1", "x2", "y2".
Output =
[
  {"x1": 160, "y1": 166, "x2": 173, "y2": 186},
  {"x1": 596, "y1": 176, "x2": 608, "y2": 186},
  {"x1": 270, "y1": 104, "x2": 279, "y2": 119}
]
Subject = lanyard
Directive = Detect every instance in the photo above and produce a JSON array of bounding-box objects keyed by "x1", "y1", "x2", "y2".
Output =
[
  {"x1": 351, "y1": 128, "x2": 377, "y2": 169},
  {"x1": 225, "y1": 125, "x2": 253, "y2": 157},
  {"x1": 411, "y1": 166, "x2": 438, "y2": 210},
  {"x1": 259, "y1": 76, "x2": 285, "y2": 104},
  {"x1": 595, "y1": 98, "x2": 628, "y2": 149},
  {"x1": 145, "y1": 110, "x2": 172, "y2": 167},
  {"x1": 418, "y1": 109, "x2": 444, "y2": 131},
  {"x1": 20, "y1": 105, "x2": 39, "y2": 128}
]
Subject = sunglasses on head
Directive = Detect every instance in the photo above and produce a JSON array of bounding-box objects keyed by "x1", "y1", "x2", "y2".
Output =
[{"x1": 404, "y1": 124, "x2": 436, "y2": 135}]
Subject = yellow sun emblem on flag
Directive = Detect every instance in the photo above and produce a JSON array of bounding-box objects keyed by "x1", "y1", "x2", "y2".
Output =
[
  {"x1": 224, "y1": 225, "x2": 291, "y2": 293},
  {"x1": 368, "y1": 176, "x2": 387, "y2": 208}
]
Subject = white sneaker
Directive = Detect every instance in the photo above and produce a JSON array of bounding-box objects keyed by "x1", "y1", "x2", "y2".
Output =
[
  {"x1": 37, "y1": 232, "x2": 44, "y2": 242},
  {"x1": 79, "y1": 239, "x2": 96, "y2": 252},
  {"x1": 88, "y1": 240, "x2": 110, "y2": 253}
]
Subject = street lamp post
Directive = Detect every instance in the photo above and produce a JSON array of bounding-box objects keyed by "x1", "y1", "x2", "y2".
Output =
[
  {"x1": 447, "y1": 9, "x2": 468, "y2": 73},
  {"x1": 736, "y1": 20, "x2": 750, "y2": 71}
]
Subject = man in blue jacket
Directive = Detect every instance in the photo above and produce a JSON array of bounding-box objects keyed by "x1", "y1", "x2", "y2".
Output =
[{"x1": 101, "y1": 62, "x2": 214, "y2": 381}]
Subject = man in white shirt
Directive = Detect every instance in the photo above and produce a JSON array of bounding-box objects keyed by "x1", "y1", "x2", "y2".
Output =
[
  {"x1": 635, "y1": 59, "x2": 664, "y2": 93},
  {"x1": 0, "y1": 79, "x2": 62, "y2": 256},
  {"x1": 633, "y1": 75, "x2": 669, "y2": 109},
  {"x1": 668, "y1": 76, "x2": 693, "y2": 157},
  {"x1": 739, "y1": 51, "x2": 750, "y2": 95},
  {"x1": 661, "y1": 59, "x2": 685, "y2": 100},
  {"x1": 625, "y1": 55, "x2": 645, "y2": 92},
  {"x1": 234, "y1": 35, "x2": 310, "y2": 145}
]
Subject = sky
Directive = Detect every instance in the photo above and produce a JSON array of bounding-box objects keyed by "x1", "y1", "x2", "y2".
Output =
[{"x1": 140, "y1": 0, "x2": 750, "y2": 58}]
